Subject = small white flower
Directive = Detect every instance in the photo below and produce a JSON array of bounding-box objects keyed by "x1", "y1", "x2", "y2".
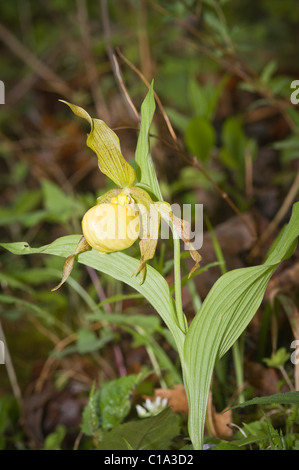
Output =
[{"x1": 136, "y1": 396, "x2": 168, "y2": 418}]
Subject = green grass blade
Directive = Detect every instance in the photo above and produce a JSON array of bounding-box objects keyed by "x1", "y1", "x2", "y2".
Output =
[{"x1": 228, "y1": 391, "x2": 299, "y2": 410}]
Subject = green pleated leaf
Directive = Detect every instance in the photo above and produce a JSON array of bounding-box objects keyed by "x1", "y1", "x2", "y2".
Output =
[
  {"x1": 183, "y1": 201, "x2": 299, "y2": 450},
  {"x1": 60, "y1": 100, "x2": 135, "y2": 188},
  {"x1": 0, "y1": 235, "x2": 184, "y2": 356},
  {"x1": 134, "y1": 81, "x2": 162, "y2": 201}
]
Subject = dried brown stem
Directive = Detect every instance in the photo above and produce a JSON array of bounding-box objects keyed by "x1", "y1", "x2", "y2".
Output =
[
  {"x1": 147, "y1": 0, "x2": 295, "y2": 131},
  {"x1": 100, "y1": 0, "x2": 140, "y2": 122},
  {"x1": 251, "y1": 170, "x2": 299, "y2": 256},
  {"x1": 111, "y1": 54, "x2": 140, "y2": 122},
  {"x1": 117, "y1": 48, "x2": 256, "y2": 238},
  {"x1": 117, "y1": 48, "x2": 178, "y2": 144},
  {"x1": 35, "y1": 320, "x2": 116, "y2": 393},
  {"x1": 0, "y1": 321, "x2": 23, "y2": 405},
  {"x1": 76, "y1": 0, "x2": 110, "y2": 121},
  {"x1": 137, "y1": 0, "x2": 153, "y2": 80},
  {"x1": 0, "y1": 21, "x2": 71, "y2": 97}
]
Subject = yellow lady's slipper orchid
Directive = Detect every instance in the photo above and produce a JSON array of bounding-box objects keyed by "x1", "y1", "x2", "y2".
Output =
[
  {"x1": 82, "y1": 192, "x2": 140, "y2": 254},
  {"x1": 53, "y1": 100, "x2": 201, "y2": 291}
]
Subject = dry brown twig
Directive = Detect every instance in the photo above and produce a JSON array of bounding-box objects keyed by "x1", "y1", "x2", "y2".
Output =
[
  {"x1": 76, "y1": 0, "x2": 110, "y2": 121},
  {"x1": 116, "y1": 48, "x2": 257, "y2": 239},
  {"x1": 0, "y1": 321, "x2": 23, "y2": 405},
  {"x1": 147, "y1": 0, "x2": 295, "y2": 131},
  {"x1": 100, "y1": 0, "x2": 255, "y2": 240},
  {"x1": 34, "y1": 320, "x2": 116, "y2": 394},
  {"x1": 101, "y1": 0, "x2": 249, "y2": 245},
  {"x1": 100, "y1": 0, "x2": 140, "y2": 122},
  {"x1": 136, "y1": 0, "x2": 154, "y2": 81},
  {"x1": 251, "y1": 170, "x2": 299, "y2": 257},
  {"x1": 0, "y1": 21, "x2": 71, "y2": 98},
  {"x1": 116, "y1": 1, "x2": 298, "y2": 245}
]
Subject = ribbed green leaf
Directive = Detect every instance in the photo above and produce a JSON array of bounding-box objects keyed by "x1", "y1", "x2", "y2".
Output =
[
  {"x1": 0, "y1": 235, "x2": 184, "y2": 356},
  {"x1": 183, "y1": 201, "x2": 299, "y2": 450},
  {"x1": 134, "y1": 81, "x2": 162, "y2": 201},
  {"x1": 3, "y1": 202, "x2": 298, "y2": 451},
  {"x1": 228, "y1": 391, "x2": 299, "y2": 410}
]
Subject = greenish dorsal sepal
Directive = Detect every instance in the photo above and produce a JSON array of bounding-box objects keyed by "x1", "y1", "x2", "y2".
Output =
[{"x1": 60, "y1": 100, "x2": 135, "y2": 188}]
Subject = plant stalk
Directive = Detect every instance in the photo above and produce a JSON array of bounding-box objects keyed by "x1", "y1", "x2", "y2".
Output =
[
  {"x1": 173, "y1": 233, "x2": 188, "y2": 333},
  {"x1": 232, "y1": 339, "x2": 245, "y2": 403}
]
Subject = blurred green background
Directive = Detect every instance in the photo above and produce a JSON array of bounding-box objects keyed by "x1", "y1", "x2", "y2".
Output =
[{"x1": 1, "y1": 0, "x2": 299, "y2": 450}]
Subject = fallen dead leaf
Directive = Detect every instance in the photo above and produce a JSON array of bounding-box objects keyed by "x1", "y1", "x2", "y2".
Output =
[
  {"x1": 206, "y1": 391, "x2": 233, "y2": 439},
  {"x1": 184, "y1": 212, "x2": 260, "y2": 302},
  {"x1": 265, "y1": 258, "x2": 299, "y2": 303},
  {"x1": 153, "y1": 384, "x2": 189, "y2": 415},
  {"x1": 153, "y1": 386, "x2": 233, "y2": 439},
  {"x1": 244, "y1": 359, "x2": 288, "y2": 396}
]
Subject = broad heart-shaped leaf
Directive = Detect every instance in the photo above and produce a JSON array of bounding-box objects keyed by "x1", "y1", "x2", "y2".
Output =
[
  {"x1": 0, "y1": 235, "x2": 184, "y2": 357},
  {"x1": 183, "y1": 201, "x2": 299, "y2": 450},
  {"x1": 134, "y1": 81, "x2": 163, "y2": 201},
  {"x1": 60, "y1": 100, "x2": 135, "y2": 188}
]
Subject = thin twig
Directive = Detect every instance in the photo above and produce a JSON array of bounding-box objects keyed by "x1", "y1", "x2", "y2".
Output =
[
  {"x1": 147, "y1": 0, "x2": 295, "y2": 131},
  {"x1": 137, "y1": 0, "x2": 153, "y2": 80},
  {"x1": 35, "y1": 333, "x2": 76, "y2": 393},
  {"x1": 117, "y1": 48, "x2": 178, "y2": 144},
  {"x1": 0, "y1": 21, "x2": 71, "y2": 97},
  {"x1": 279, "y1": 366, "x2": 294, "y2": 391},
  {"x1": 73, "y1": 430, "x2": 84, "y2": 450},
  {"x1": 100, "y1": 0, "x2": 140, "y2": 122},
  {"x1": 117, "y1": 48, "x2": 256, "y2": 238},
  {"x1": 76, "y1": 0, "x2": 110, "y2": 121},
  {"x1": 0, "y1": 321, "x2": 23, "y2": 405},
  {"x1": 251, "y1": 170, "x2": 299, "y2": 256},
  {"x1": 111, "y1": 54, "x2": 140, "y2": 122},
  {"x1": 35, "y1": 320, "x2": 116, "y2": 393},
  {"x1": 7, "y1": 45, "x2": 64, "y2": 104}
]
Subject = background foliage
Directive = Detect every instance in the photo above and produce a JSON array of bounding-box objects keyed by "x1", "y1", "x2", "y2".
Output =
[{"x1": 1, "y1": 0, "x2": 299, "y2": 450}]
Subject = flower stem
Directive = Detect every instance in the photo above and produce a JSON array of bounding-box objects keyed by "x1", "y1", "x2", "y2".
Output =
[
  {"x1": 232, "y1": 338, "x2": 245, "y2": 403},
  {"x1": 173, "y1": 233, "x2": 188, "y2": 333}
]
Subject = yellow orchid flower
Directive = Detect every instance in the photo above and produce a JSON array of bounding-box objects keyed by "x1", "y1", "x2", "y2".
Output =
[
  {"x1": 82, "y1": 191, "x2": 140, "y2": 254},
  {"x1": 53, "y1": 101, "x2": 201, "y2": 291}
]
